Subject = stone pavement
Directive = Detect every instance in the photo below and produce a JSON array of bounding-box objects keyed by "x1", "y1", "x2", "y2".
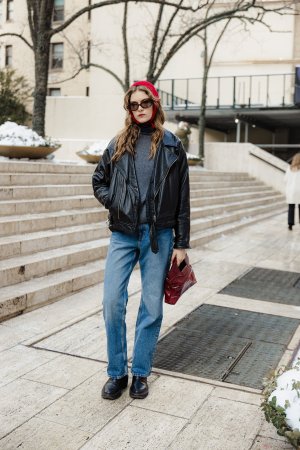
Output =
[{"x1": 0, "y1": 212, "x2": 299, "y2": 450}]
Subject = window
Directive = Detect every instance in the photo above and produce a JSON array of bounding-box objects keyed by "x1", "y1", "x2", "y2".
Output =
[
  {"x1": 5, "y1": 45, "x2": 12, "y2": 66},
  {"x1": 50, "y1": 43, "x2": 63, "y2": 69},
  {"x1": 53, "y1": 0, "x2": 64, "y2": 22},
  {"x1": 6, "y1": 0, "x2": 13, "y2": 21},
  {"x1": 0, "y1": 1, "x2": 3, "y2": 25},
  {"x1": 48, "y1": 88, "x2": 61, "y2": 96},
  {"x1": 88, "y1": 0, "x2": 91, "y2": 20}
]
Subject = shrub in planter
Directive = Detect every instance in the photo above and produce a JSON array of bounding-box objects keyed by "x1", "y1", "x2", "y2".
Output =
[
  {"x1": 186, "y1": 152, "x2": 202, "y2": 166},
  {"x1": 261, "y1": 355, "x2": 300, "y2": 449},
  {"x1": 77, "y1": 140, "x2": 110, "y2": 164},
  {"x1": 0, "y1": 121, "x2": 59, "y2": 159}
]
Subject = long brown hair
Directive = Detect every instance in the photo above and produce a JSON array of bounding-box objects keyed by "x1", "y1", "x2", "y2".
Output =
[
  {"x1": 112, "y1": 85, "x2": 165, "y2": 162},
  {"x1": 291, "y1": 153, "x2": 300, "y2": 171}
]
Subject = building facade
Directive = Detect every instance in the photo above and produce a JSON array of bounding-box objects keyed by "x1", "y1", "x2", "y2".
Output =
[{"x1": 0, "y1": 1, "x2": 299, "y2": 159}]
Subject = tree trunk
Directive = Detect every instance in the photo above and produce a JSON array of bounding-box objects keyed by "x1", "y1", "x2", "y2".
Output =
[{"x1": 32, "y1": 37, "x2": 51, "y2": 136}]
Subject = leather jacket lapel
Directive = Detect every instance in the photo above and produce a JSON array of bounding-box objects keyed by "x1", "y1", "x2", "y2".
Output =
[{"x1": 154, "y1": 143, "x2": 179, "y2": 196}]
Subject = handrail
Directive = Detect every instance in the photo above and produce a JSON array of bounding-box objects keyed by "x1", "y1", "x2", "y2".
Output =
[
  {"x1": 249, "y1": 150, "x2": 287, "y2": 173},
  {"x1": 158, "y1": 73, "x2": 296, "y2": 110}
]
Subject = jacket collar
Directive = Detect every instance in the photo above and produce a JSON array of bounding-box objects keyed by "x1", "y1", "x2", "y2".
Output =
[{"x1": 162, "y1": 130, "x2": 180, "y2": 147}]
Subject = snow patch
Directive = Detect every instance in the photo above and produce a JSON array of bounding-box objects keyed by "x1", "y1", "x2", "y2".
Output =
[
  {"x1": 0, "y1": 121, "x2": 59, "y2": 147},
  {"x1": 78, "y1": 140, "x2": 110, "y2": 156},
  {"x1": 269, "y1": 356, "x2": 300, "y2": 431}
]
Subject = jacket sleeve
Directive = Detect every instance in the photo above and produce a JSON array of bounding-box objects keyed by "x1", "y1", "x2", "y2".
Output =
[
  {"x1": 92, "y1": 148, "x2": 112, "y2": 209},
  {"x1": 174, "y1": 142, "x2": 191, "y2": 249}
]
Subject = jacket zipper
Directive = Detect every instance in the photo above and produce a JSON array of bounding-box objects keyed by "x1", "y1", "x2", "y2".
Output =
[
  {"x1": 153, "y1": 156, "x2": 178, "y2": 223},
  {"x1": 154, "y1": 156, "x2": 178, "y2": 198}
]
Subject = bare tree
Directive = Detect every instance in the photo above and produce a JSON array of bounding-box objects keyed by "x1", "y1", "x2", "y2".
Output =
[
  {"x1": 0, "y1": 0, "x2": 204, "y2": 136},
  {"x1": 0, "y1": 1, "x2": 295, "y2": 136},
  {"x1": 197, "y1": 16, "x2": 232, "y2": 159}
]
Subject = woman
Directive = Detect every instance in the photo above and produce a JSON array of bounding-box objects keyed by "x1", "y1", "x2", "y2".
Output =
[
  {"x1": 285, "y1": 152, "x2": 300, "y2": 230},
  {"x1": 92, "y1": 80, "x2": 190, "y2": 400}
]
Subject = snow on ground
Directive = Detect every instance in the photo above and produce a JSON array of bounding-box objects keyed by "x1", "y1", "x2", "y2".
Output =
[
  {"x1": 0, "y1": 121, "x2": 58, "y2": 147},
  {"x1": 268, "y1": 349, "x2": 300, "y2": 431}
]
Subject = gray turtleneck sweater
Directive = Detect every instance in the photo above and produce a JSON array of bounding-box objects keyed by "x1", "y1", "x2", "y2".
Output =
[{"x1": 134, "y1": 130, "x2": 154, "y2": 224}]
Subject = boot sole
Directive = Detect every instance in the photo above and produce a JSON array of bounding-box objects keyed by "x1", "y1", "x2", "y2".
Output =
[
  {"x1": 102, "y1": 386, "x2": 128, "y2": 400},
  {"x1": 129, "y1": 390, "x2": 148, "y2": 399}
]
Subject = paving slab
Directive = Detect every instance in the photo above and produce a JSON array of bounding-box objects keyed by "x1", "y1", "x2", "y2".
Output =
[
  {"x1": 169, "y1": 396, "x2": 262, "y2": 450},
  {"x1": 37, "y1": 371, "x2": 133, "y2": 433},
  {"x1": 80, "y1": 405, "x2": 187, "y2": 450},
  {"x1": 22, "y1": 353, "x2": 104, "y2": 389},
  {"x1": 132, "y1": 376, "x2": 213, "y2": 419},
  {"x1": 0, "y1": 378, "x2": 67, "y2": 439},
  {"x1": 0, "y1": 324, "x2": 32, "y2": 351},
  {"x1": 0, "y1": 212, "x2": 299, "y2": 449},
  {"x1": 0, "y1": 417, "x2": 90, "y2": 450},
  {"x1": 211, "y1": 386, "x2": 262, "y2": 406},
  {"x1": 250, "y1": 436, "x2": 293, "y2": 449},
  {"x1": 258, "y1": 419, "x2": 292, "y2": 443},
  {"x1": 0, "y1": 344, "x2": 58, "y2": 387}
]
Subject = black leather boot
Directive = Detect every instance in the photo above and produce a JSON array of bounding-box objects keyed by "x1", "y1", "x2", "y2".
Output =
[
  {"x1": 130, "y1": 376, "x2": 148, "y2": 399},
  {"x1": 101, "y1": 375, "x2": 128, "y2": 400}
]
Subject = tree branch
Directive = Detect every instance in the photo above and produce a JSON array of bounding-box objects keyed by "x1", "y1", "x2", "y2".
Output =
[
  {"x1": 122, "y1": 1, "x2": 130, "y2": 90},
  {"x1": 0, "y1": 32, "x2": 33, "y2": 50},
  {"x1": 85, "y1": 63, "x2": 126, "y2": 90},
  {"x1": 147, "y1": 1, "x2": 165, "y2": 80},
  {"x1": 152, "y1": 0, "x2": 183, "y2": 74},
  {"x1": 50, "y1": 0, "x2": 209, "y2": 36}
]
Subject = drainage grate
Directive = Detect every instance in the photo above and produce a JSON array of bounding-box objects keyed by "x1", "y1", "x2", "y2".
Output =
[
  {"x1": 219, "y1": 267, "x2": 300, "y2": 305},
  {"x1": 153, "y1": 305, "x2": 299, "y2": 389}
]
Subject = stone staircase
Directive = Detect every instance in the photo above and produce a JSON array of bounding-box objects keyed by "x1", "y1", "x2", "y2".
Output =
[{"x1": 0, "y1": 160, "x2": 286, "y2": 321}]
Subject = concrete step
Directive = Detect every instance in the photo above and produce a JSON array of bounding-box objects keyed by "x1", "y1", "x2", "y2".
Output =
[
  {"x1": 0, "y1": 187, "x2": 276, "y2": 216},
  {"x1": 0, "y1": 161, "x2": 287, "y2": 322},
  {"x1": 0, "y1": 205, "x2": 286, "y2": 322},
  {"x1": 190, "y1": 185, "x2": 271, "y2": 198},
  {"x1": 0, "y1": 207, "x2": 105, "y2": 237},
  {"x1": 191, "y1": 201, "x2": 286, "y2": 234},
  {"x1": 0, "y1": 195, "x2": 98, "y2": 215},
  {"x1": 0, "y1": 223, "x2": 109, "y2": 258},
  {"x1": 190, "y1": 207, "x2": 286, "y2": 248},
  {"x1": 190, "y1": 180, "x2": 262, "y2": 189},
  {"x1": 190, "y1": 190, "x2": 276, "y2": 207},
  {"x1": 189, "y1": 173, "x2": 252, "y2": 182},
  {"x1": 0, "y1": 160, "x2": 95, "y2": 174},
  {"x1": 191, "y1": 194, "x2": 284, "y2": 219},
  {"x1": 0, "y1": 260, "x2": 105, "y2": 321},
  {"x1": 0, "y1": 184, "x2": 93, "y2": 200},
  {"x1": 0, "y1": 238, "x2": 109, "y2": 288},
  {"x1": 0, "y1": 173, "x2": 92, "y2": 186},
  {"x1": 0, "y1": 193, "x2": 282, "y2": 238}
]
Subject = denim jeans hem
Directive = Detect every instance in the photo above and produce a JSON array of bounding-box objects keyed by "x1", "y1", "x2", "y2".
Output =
[
  {"x1": 107, "y1": 372, "x2": 128, "y2": 379},
  {"x1": 131, "y1": 371, "x2": 151, "y2": 377}
]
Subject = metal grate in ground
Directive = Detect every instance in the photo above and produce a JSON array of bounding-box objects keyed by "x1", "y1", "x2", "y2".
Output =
[
  {"x1": 219, "y1": 267, "x2": 300, "y2": 305},
  {"x1": 153, "y1": 305, "x2": 299, "y2": 389}
]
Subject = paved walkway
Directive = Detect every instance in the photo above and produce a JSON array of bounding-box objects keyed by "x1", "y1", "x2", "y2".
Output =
[{"x1": 0, "y1": 212, "x2": 299, "y2": 450}]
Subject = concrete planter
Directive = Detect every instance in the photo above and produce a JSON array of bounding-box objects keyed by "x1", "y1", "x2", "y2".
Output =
[
  {"x1": 188, "y1": 158, "x2": 201, "y2": 166},
  {"x1": 0, "y1": 144, "x2": 59, "y2": 159},
  {"x1": 76, "y1": 152, "x2": 102, "y2": 164}
]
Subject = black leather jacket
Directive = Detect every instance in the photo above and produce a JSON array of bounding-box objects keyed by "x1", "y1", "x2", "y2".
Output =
[{"x1": 92, "y1": 130, "x2": 190, "y2": 253}]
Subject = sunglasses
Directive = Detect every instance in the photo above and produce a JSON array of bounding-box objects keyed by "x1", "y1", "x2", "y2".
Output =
[{"x1": 128, "y1": 98, "x2": 154, "y2": 111}]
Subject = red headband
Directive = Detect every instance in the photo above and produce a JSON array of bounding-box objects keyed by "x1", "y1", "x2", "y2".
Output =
[
  {"x1": 131, "y1": 80, "x2": 160, "y2": 99},
  {"x1": 129, "y1": 80, "x2": 160, "y2": 126}
]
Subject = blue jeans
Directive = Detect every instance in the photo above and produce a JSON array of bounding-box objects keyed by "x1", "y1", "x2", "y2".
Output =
[{"x1": 103, "y1": 224, "x2": 173, "y2": 378}]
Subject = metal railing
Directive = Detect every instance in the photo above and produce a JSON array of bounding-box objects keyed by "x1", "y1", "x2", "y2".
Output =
[{"x1": 157, "y1": 73, "x2": 296, "y2": 110}]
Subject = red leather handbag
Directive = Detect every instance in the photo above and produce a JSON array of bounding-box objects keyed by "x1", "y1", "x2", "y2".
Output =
[{"x1": 164, "y1": 255, "x2": 197, "y2": 305}]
